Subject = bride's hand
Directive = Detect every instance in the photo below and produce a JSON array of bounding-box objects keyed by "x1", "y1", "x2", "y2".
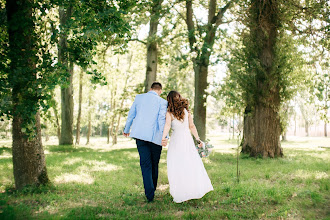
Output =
[
  {"x1": 197, "y1": 140, "x2": 203, "y2": 148},
  {"x1": 161, "y1": 138, "x2": 168, "y2": 146}
]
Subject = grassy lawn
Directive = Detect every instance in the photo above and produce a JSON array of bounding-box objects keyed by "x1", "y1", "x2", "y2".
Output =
[{"x1": 0, "y1": 135, "x2": 329, "y2": 219}]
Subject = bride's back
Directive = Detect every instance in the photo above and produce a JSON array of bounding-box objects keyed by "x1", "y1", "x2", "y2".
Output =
[{"x1": 171, "y1": 108, "x2": 189, "y2": 133}]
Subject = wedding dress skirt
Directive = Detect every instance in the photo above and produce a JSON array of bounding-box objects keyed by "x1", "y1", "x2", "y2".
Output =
[{"x1": 167, "y1": 109, "x2": 213, "y2": 203}]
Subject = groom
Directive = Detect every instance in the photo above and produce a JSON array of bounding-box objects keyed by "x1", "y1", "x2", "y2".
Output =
[{"x1": 123, "y1": 82, "x2": 168, "y2": 202}]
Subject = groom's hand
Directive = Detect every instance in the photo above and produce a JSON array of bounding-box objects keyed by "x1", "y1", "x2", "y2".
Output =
[
  {"x1": 123, "y1": 133, "x2": 130, "y2": 137},
  {"x1": 161, "y1": 138, "x2": 168, "y2": 146}
]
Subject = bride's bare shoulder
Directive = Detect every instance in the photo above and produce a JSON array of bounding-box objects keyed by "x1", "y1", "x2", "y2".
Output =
[{"x1": 166, "y1": 111, "x2": 174, "y2": 121}]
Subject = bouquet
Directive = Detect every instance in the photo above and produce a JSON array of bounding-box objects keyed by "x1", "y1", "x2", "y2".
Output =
[{"x1": 196, "y1": 141, "x2": 214, "y2": 158}]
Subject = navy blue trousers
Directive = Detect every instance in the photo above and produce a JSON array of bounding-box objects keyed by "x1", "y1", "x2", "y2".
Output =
[{"x1": 136, "y1": 139, "x2": 162, "y2": 201}]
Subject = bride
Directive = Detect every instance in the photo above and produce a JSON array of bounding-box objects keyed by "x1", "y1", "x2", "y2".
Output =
[{"x1": 162, "y1": 91, "x2": 213, "y2": 203}]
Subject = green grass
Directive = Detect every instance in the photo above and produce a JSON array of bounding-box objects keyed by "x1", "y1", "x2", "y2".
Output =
[{"x1": 0, "y1": 135, "x2": 329, "y2": 219}]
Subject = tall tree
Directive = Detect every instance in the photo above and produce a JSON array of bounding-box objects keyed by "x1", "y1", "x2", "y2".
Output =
[
  {"x1": 240, "y1": 0, "x2": 283, "y2": 157},
  {"x1": 6, "y1": 0, "x2": 49, "y2": 189},
  {"x1": 58, "y1": 4, "x2": 74, "y2": 145},
  {"x1": 185, "y1": 0, "x2": 236, "y2": 140},
  {"x1": 56, "y1": 0, "x2": 133, "y2": 145},
  {"x1": 144, "y1": 0, "x2": 163, "y2": 92},
  {"x1": 75, "y1": 68, "x2": 83, "y2": 145},
  {"x1": 86, "y1": 91, "x2": 92, "y2": 145}
]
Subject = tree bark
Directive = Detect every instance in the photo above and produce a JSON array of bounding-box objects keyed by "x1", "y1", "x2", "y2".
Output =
[
  {"x1": 6, "y1": 0, "x2": 49, "y2": 189},
  {"x1": 53, "y1": 106, "x2": 61, "y2": 142},
  {"x1": 12, "y1": 113, "x2": 49, "y2": 189},
  {"x1": 305, "y1": 120, "x2": 309, "y2": 137},
  {"x1": 294, "y1": 111, "x2": 297, "y2": 136},
  {"x1": 110, "y1": 100, "x2": 117, "y2": 144},
  {"x1": 75, "y1": 69, "x2": 83, "y2": 145},
  {"x1": 107, "y1": 90, "x2": 114, "y2": 144},
  {"x1": 299, "y1": 103, "x2": 309, "y2": 137},
  {"x1": 107, "y1": 126, "x2": 111, "y2": 144},
  {"x1": 86, "y1": 93, "x2": 92, "y2": 145},
  {"x1": 192, "y1": 62, "x2": 208, "y2": 140},
  {"x1": 241, "y1": 0, "x2": 283, "y2": 158},
  {"x1": 45, "y1": 121, "x2": 49, "y2": 142},
  {"x1": 59, "y1": 6, "x2": 74, "y2": 145},
  {"x1": 232, "y1": 114, "x2": 235, "y2": 139},
  {"x1": 282, "y1": 132, "x2": 287, "y2": 141},
  {"x1": 113, "y1": 78, "x2": 129, "y2": 145},
  {"x1": 242, "y1": 105, "x2": 283, "y2": 157},
  {"x1": 324, "y1": 88, "x2": 328, "y2": 137},
  {"x1": 325, "y1": 122, "x2": 328, "y2": 137},
  {"x1": 144, "y1": 0, "x2": 163, "y2": 92},
  {"x1": 100, "y1": 119, "x2": 103, "y2": 136}
]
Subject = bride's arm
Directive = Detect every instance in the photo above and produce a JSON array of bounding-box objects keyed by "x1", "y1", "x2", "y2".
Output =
[
  {"x1": 162, "y1": 112, "x2": 172, "y2": 140},
  {"x1": 188, "y1": 112, "x2": 201, "y2": 143}
]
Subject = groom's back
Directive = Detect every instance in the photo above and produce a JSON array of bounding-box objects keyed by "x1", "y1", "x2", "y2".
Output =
[
  {"x1": 134, "y1": 92, "x2": 162, "y2": 122},
  {"x1": 124, "y1": 91, "x2": 167, "y2": 145}
]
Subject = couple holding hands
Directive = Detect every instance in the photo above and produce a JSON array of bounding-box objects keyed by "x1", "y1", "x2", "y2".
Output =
[{"x1": 124, "y1": 82, "x2": 213, "y2": 203}]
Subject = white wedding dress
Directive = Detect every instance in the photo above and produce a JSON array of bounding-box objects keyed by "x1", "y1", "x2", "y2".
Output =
[{"x1": 167, "y1": 109, "x2": 213, "y2": 203}]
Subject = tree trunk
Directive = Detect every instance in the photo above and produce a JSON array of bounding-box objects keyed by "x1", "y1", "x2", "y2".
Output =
[
  {"x1": 75, "y1": 69, "x2": 83, "y2": 145},
  {"x1": 294, "y1": 111, "x2": 297, "y2": 136},
  {"x1": 59, "y1": 6, "x2": 74, "y2": 145},
  {"x1": 242, "y1": 105, "x2": 283, "y2": 157},
  {"x1": 45, "y1": 121, "x2": 49, "y2": 142},
  {"x1": 6, "y1": 0, "x2": 49, "y2": 189},
  {"x1": 107, "y1": 126, "x2": 111, "y2": 144},
  {"x1": 113, "y1": 92, "x2": 126, "y2": 145},
  {"x1": 86, "y1": 116, "x2": 91, "y2": 144},
  {"x1": 53, "y1": 106, "x2": 61, "y2": 142},
  {"x1": 232, "y1": 114, "x2": 235, "y2": 139},
  {"x1": 228, "y1": 118, "x2": 231, "y2": 139},
  {"x1": 86, "y1": 93, "x2": 92, "y2": 145},
  {"x1": 12, "y1": 113, "x2": 49, "y2": 189},
  {"x1": 107, "y1": 89, "x2": 114, "y2": 144},
  {"x1": 305, "y1": 120, "x2": 309, "y2": 137},
  {"x1": 193, "y1": 63, "x2": 208, "y2": 141},
  {"x1": 112, "y1": 125, "x2": 117, "y2": 144},
  {"x1": 109, "y1": 88, "x2": 117, "y2": 145},
  {"x1": 241, "y1": 0, "x2": 283, "y2": 158},
  {"x1": 144, "y1": 0, "x2": 163, "y2": 92},
  {"x1": 110, "y1": 105, "x2": 116, "y2": 145},
  {"x1": 100, "y1": 120, "x2": 103, "y2": 136},
  {"x1": 325, "y1": 122, "x2": 328, "y2": 137},
  {"x1": 324, "y1": 92, "x2": 328, "y2": 137}
]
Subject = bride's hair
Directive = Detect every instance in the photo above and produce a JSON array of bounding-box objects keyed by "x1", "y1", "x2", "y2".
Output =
[{"x1": 167, "y1": 91, "x2": 189, "y2": 121}]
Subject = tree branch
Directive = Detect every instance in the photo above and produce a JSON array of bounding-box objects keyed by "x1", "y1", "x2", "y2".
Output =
[
  {"x1": 208, "y1": 0, "x2": 216, "y2": 23},
  {"x1": 211, "y1": 0, "x2": 238, "y2": 27},
  {"x1": 172, "y1": 5, "x2": 186, "y2": 21},
  {"x1": 186, "y1": 0, "x2": 197, "y2": 51},
  {"x1": 129, "y1": 38, "x2": 147, "y2": 45}
]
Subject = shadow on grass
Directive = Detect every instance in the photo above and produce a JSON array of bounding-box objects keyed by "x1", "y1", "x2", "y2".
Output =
[
  {"x1": 46, "y1": 145, "x2": 93, "y2": 153},
  {"x1": 0, "y1": 146, "x2": 11, "y2": 155},
  {"x1": 1, "y1": 184, "x2": 56, "y2": 196}
]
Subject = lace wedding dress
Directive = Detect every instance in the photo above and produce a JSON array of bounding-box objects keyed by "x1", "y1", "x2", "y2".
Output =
[{"x1": 167, "y1": 109, "x2": 213, "y2": 203}]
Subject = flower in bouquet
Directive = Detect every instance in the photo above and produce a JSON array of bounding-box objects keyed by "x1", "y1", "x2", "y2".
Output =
[{"x1": 195, "y1": 141, "x2": 214, "y2": 158}]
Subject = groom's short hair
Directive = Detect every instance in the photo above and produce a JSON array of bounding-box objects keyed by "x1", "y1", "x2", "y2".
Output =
[{"x1": 151, "y1": 82, "x2": 162, "y2": 90}]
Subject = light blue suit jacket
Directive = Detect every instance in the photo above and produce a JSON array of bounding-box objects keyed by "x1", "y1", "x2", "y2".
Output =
[{"x1": 124, "y1": 91, "x2": 168, "y2": 146}]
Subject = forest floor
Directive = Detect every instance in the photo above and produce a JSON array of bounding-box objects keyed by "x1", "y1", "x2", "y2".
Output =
[{"x1": 0, "y1": 134, "x2": 329, "y2": 219}]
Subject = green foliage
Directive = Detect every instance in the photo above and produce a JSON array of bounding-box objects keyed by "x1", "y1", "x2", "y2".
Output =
[
  {"x1": 0, "y1": 1, "x2": 136, "y2": 138},
  {"x1": 0, "y1": 2, "x2": 10, "y2": 119},
  {"x1": 214, "y1": 0, "x2": 328, "y2": 134},
  {"x1": 312, "y1": 64, "x2": 330, "y2": 123}
]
